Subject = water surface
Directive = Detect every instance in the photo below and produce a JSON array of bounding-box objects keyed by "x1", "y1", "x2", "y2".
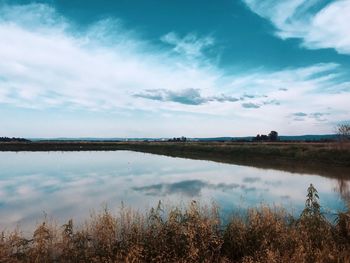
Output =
[{"x1": 0, "y1": 151, "x2": 348, "y2": 231}]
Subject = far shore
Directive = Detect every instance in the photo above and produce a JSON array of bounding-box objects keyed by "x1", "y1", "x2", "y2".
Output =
[{"x1": 1, "y1": 141, "x2": 350, "y2": 178}]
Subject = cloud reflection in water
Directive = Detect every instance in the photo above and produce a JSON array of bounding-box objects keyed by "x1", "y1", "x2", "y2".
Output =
[
  {"x1": 0, "y1": 151, "x2": 348, "y2": 231},
  {"x1": 132, "y1": 180, "x2": 242, "y2": 197}
]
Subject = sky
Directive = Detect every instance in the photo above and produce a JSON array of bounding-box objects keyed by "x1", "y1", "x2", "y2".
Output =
[{"x1": 0, "y1": 0, "x2": 349, "y2": 138}]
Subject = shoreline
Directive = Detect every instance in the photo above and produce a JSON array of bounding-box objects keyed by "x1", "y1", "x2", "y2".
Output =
[{"x1": 1, "y1": 141, "x2": 350, "y2": 178}]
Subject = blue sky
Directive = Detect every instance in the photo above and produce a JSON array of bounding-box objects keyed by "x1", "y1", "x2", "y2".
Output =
[{"x1": 0, "y1": 0, "x2": 349, "y2": 137}]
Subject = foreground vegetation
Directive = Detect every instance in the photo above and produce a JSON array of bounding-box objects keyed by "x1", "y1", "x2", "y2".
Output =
[{"x1": 1, "y1": 185, "x2": 350, "y2": 262}]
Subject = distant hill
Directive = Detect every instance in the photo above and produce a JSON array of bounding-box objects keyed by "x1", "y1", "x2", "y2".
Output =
[
  {"x1": 197, "y1": 134, "x2": 337, "y2": 142},
  {"x1": 27, "y1": 134, "x2": 338, "y2": 142},
  {"x1": 193, "y1": 137, "x2": 252, "y2": 142},
  {"x1": 278, "y1": 134, "x2": 338, "y2": 141}
]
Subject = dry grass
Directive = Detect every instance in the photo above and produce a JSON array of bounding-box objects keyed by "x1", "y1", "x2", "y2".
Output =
[{"x1": 1, "y1": 201, "x2": 350, "y2": 262}]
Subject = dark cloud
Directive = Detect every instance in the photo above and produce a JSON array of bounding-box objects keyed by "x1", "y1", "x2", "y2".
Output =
[
  {"x1": 134, "y1": 88, "x2": 239, "y2": 105},
  {"x1": 135, "y1": 89, "x2": 274, "y2": 108},
  {"x1": 279, "y1": 88, "x2": 288, "y2": 91},
  {"x1": 134, "y1": 88, "x2": 204, "y2": 105},
  {"x1": 213, "y1": 95, "x2": 239, "y2": 103},
  {"x1": 242, "y1": 102, "x2": 260, "y2": 109},
  {"x1": 135, "y1": 92, "x2": 163, "y2": 101},
  {"x1": 293, "y1": 112, "x2": 307, "y2": 117},
  {"x1": 242, "y1": 94, "x2": 256, "y2": 99}
]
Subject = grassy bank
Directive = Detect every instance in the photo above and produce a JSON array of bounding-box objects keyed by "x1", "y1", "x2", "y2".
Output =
[
  {"x1": 1, "y1": 186, "x2": 350, "y2": 262},
  {"x1": 112, "y1": 141, "x2": 350, "y2": 169},
  {"x1": 1, "y1": 141, "x2": 350, "y2": 175}
]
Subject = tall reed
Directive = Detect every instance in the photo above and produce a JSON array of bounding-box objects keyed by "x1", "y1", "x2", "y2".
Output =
[{"x1": 1, "y1": 186, "x2": 349, "y2": 262}]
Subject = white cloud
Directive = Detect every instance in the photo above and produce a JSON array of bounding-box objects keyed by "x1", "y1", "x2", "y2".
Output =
[
  {"x1": 243, "y1": 0, "x2": 350, "y2": 55},
  {"x1": 0, "y1": 3, "x2": 223, "y2": 112},
  {"x1": 0, "y1": 2, "x2": 349, "y2": 136}
]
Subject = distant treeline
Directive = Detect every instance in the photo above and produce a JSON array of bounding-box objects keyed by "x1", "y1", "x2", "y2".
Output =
[
  {"x1": 0, "y1": 137, "x2": 30, "y2": 142},
  {"x1": 252, "y1": 131, "x2": 279, "y2": 142},
  {"x1": 168, "y1": 136, "x2": 187, "y2": 142}
]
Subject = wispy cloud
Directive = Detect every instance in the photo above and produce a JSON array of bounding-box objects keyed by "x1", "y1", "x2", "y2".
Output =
[
  {"x1": 242, "y1": 0, "x2": 350, "y2": 55},
  {"x1": 161, "y1": 32, "x2": 214, "y2": 58},
  {"x1": 291, "y1": 111, "x2": 330, "y2": 122},
  {"x1": 309, "y1": 112, "x2": 330, "y2": 122},
  {"x1": 263, "y1": 99, "x2": 280, "y2": 106},
  {"x1": 0, "y1": 3, "x2": 223, "y2": 112}
]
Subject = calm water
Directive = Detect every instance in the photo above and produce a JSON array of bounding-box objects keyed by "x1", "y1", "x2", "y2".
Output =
[{"x1": 0, "y1": 151, "x2": 349, "y2": 231}]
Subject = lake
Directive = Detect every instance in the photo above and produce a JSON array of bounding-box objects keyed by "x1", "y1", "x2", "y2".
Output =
[{"x1": 0, "y1": 151, "x2": 349, "y2": 231}]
